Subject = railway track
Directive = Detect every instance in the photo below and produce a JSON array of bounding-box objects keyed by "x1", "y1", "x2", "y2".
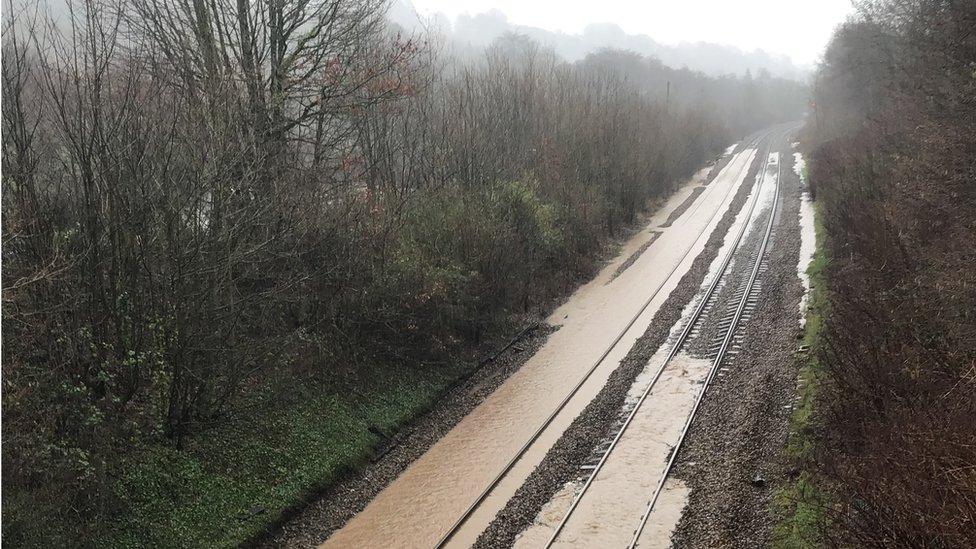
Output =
[
  {"x1": 433, "y1": 129, "x2": 780, "y2": 549},
  {"x1": 541, "y1": 132, "x2": 786, "y2": 548}
]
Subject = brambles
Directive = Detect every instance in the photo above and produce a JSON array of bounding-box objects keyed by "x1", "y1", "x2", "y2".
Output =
[{"x1": 803, "y1": 0, "x2": 976, "y2": 545}]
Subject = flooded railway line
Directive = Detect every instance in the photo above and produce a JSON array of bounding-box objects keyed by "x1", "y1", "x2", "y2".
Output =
[
  {"x1": 511, "y1": 134, "x2": 789, "y2": 548},
  {"x1": 545, "y1": 139, "x2": 779, "y2": 548},
  {"x1": 433, "y1": 133, "x2": 775, "y2": 549}
]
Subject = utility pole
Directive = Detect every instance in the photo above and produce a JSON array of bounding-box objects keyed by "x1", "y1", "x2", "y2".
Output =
[{"x1": 666, "y1": 80, "x2": 671, "y2": 114}]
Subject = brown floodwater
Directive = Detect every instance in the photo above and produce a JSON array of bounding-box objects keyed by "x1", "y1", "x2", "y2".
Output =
[
  {"x1": 513, "y1": 353, "x2": 710, "y2": 548},
  {"x1": 632, "y1": 478, "x2": 690, "y2": 548},
  {"x1": 320, "y1": 147, "x2": 759, "y2": 549}
]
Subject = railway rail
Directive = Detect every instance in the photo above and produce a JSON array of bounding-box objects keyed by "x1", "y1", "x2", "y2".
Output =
[{"x1": 433, "y1": 128, "x2": 781, "y2": 549}]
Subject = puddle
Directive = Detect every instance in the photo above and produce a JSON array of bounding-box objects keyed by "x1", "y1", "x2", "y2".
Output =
[{"x1": 797, "y1": 151, "x2": 816, "y2": 325}]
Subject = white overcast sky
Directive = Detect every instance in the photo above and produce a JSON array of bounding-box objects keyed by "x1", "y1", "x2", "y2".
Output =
[{"x1": 409, "y1": 0, "x2": 856, "y2": 65}]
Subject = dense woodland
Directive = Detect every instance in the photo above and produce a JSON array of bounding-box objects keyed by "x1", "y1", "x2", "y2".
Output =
[
  {"x1": 804, "y1": 0, "x2": 975, "y2": 545},
  {"x1": 1, "y1": 0, "x2": 805, "y2": 544}
]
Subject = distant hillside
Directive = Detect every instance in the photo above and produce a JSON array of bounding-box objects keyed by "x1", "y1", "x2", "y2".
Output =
[{"x1": 388, "y1": 2, "x2": 809, "y2": 80}]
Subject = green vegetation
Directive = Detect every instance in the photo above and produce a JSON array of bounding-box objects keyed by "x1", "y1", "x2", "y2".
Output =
[
  {"x1": 6, "y1": 362, "x2": 461, "y2": 548},
  {"x1": 772, "y1": 199, "x2": 828, "y2": 549}
]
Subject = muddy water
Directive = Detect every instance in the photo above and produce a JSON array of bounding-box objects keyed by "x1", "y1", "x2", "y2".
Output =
[
  {"x1": 516, "y1": 349, "x2": 711, "y2": 549},
  {"x1": 510, "y1": 476, "x2": 689, "y2": 549},
  {"x1": 320, "y1": 147, "x2": 758, "y2": 549},
  {"x1": 745, "y1": 152, "x2": 779, "y2": 234},
  {"x1": 700, "y1": 152, "x2": 778, "y2": 299},
  {"x1": 556, "y1": 354, "x2": 711, "y2": 547},
  {"x1": 516, "y1": 353, "x2": 710, "y2": 548},
  {"x1": 512, "y1": 481, "x2": 577, "y2": 548},
  {"x1": 633, "y1": 478, "x2": 691, "y2": 549}
]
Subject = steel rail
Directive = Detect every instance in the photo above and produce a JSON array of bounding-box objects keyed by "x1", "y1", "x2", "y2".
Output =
[
  {"x1": 541, "y1": 133, "x2": 778, "y2": 549},
  {"x1": 432, "y1": 132, "x2": 771, "y2": 549},
  {"x1": 626, "y1": 135, "x2": 785, "y2": 549}
]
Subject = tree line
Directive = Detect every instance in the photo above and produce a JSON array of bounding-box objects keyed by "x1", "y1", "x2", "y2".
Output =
[
  {"x1": 1, "y1": 0, "x2": 805, "y2": 542},
  {"x1": 803, "y1": 0, "x2": 975, "y2": 545}
]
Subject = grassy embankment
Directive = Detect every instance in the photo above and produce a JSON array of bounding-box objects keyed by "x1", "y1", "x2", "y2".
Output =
[
  {"x1": 772, "y1": 170, "x2": 828, "y2": 549},
  {"x1": 107, "y1": 365, "x2": 461, "y2": 547},
  {"x1": 2, "y1": 361, "x2": 464, "y2": 548}
]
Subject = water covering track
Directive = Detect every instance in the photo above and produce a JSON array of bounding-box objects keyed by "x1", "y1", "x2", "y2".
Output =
[
  {"x1": 541, "y1": 130, "x2": 785, "y2": 549},
  {"x1": 626, "y1": 137, "x2": 784, "y2": 548},
  {"x1": 432, "y1": 131, "x2": 774, "y2": 549}
]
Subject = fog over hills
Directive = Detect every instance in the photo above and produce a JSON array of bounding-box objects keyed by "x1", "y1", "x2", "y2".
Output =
[{"x1": 388, "y1": 1, "x2": 809, "y2": 81}]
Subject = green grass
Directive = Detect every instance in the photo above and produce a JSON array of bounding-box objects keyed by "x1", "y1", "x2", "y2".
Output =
[
  {"x1": 772, "y1": 198, "x2": 829, "y2": 548},
  {"x1": 94, "y1": 361, "x2": 463, "y2": 548}
]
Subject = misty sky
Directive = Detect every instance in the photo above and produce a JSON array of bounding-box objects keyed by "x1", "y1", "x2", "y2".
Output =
[{"x1": 409, "y1": 0, "x2": 855, "y2": 65}]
